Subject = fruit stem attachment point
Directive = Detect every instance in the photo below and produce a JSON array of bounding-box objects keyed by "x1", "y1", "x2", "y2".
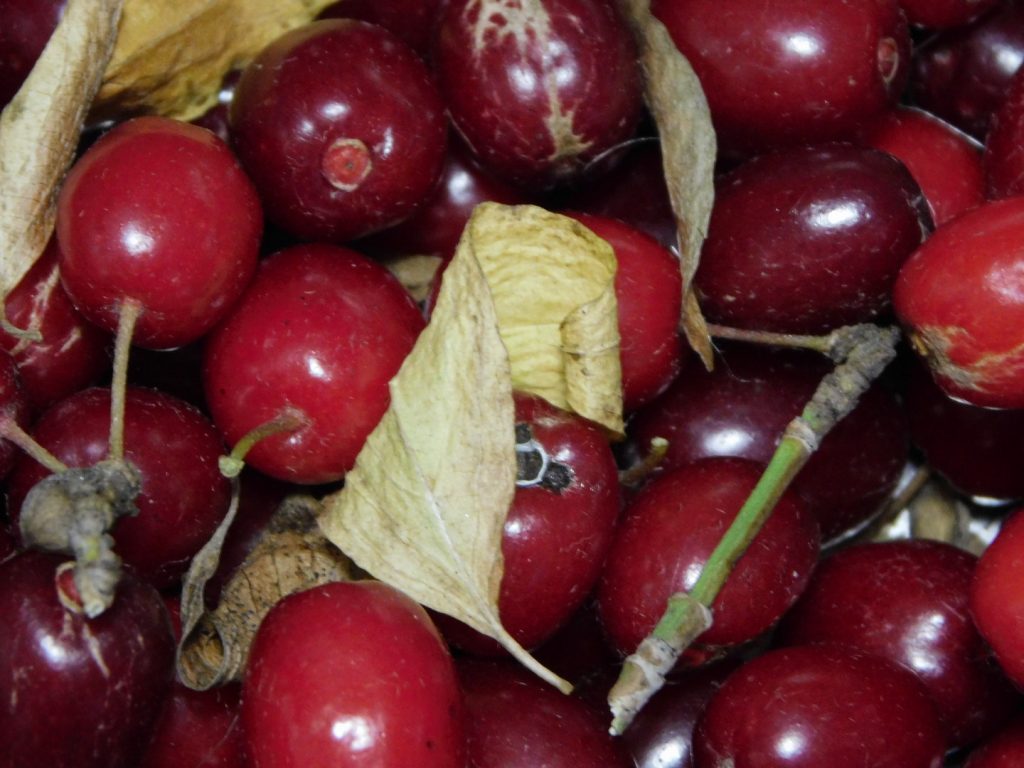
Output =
[
  {"x1": 321, "y1": 137, "x2": 372, "y2": 191},
  {"x1": 607, "y1": 323, "x2": 901, "y2": 735},
  {"x1": 0, "y1": 416, "x2": 68, "y2": 473},
  {"x1": 219, "y1": 407, "x2": 309, "y2": 478},
  {"x1": 618, "y1": 436, "x2": 669, "y2": 489},
  {"x1": 109, "y1": 299, "x2": 142, "y2": 461}
]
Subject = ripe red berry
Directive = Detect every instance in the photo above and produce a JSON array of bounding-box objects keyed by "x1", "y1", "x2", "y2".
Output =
[{"x1": 971, "y1": 508, "x2": 1024, "y2": 689}]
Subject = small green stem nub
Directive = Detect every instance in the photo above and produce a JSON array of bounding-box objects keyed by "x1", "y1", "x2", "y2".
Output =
[{"x1": 219, "y1": 407, "x2": 309, "y2": 478}]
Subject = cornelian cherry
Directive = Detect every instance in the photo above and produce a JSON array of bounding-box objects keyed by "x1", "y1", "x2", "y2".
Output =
[{"x1": 971, "y1": 508, "x2": 1024, "y2": 689}]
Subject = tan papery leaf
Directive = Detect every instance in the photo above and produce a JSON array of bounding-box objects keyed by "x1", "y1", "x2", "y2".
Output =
[
  {"x1": 0, "y1": 0, "x2": 124, "y2": 301},
  {"x1": 320, "y1": 203, "x2": 623, "y2": 693},
  {"x1": 617, "y1": 0, "x2": 716, "y2": 367},
  {"x1": 92, "y1": 0, "x2": 333, "y2": 122}
]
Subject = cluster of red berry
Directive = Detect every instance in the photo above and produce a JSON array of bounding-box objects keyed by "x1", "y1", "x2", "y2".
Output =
[{"x1": 3, "y1": 0, "x2": 1024, "y2": 766}]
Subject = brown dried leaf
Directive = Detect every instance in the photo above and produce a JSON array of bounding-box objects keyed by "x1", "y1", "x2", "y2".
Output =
[
  {"x1": 0, "y1": 0, "x2": 124, "y2": 300},
  {"x1": 320, "y1": 203, "x2": 622, "y2": 693},
  {"x1": 177, "y1": 494, "x2": 354, "y2": 690},
  {"x1": 616, "y1": 0, "x2": 716, "y2": 367},
  {"x1": 92, "y1": 0, "x2": 334, "y2": 122}
]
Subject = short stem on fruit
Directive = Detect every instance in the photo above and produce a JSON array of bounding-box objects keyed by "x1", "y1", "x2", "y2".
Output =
[
  {"x1": 0, "y1": 298, "x2": 43, "y2": 342},
  {"x1": 109, "y1": 299, "x2": 142, "y2": 462},
  {"x1": 0, "y1": 416, "x2": 68, "y2": 473},
  {"x1": 618, "y1": 436, "x2": 669, "y2": 489},
  {"x1": 707, "y1": 322, "x2": 885, "y2": 363},
  {"x1": 607, "y1": 324, "x2": 901, "y2": 735},
  {"x1": 219, "y1": 407, "x2": 310, "y2": 478}
]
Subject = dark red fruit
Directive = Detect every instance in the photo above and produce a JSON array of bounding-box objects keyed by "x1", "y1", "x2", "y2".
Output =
[
  {"x1": 202, "y1": 244, "x2": 424, "y2": 484},
  {"x1": 898, "y1": 0, "x2": 999, "y2": 28},
  {"x1": 597, "y1": 457, "x2": 820, "y2": 658},
  {"x1": 0, "y1": 551, "x2": 175, "y2": 768},
  {"x1": 0, "y1": 239, "x2": 111, "y2": 411},
  {"x1": 654, "y1": 0, "x2": 910, "y2": 157},
  {"x1": 0, "y1": 349, "x2": 30, "y2": 480},
  {"x1": 7, "y1": 387, "x2": 231, "y2": 589},
  {"x1": 0, "y1": 0, "x2": 67, "y2": 107},
  {"x1": 971, "y1": 508, "x2": 1024, "y2": 688},
  {"x1": 984, "y1": 66, "x2": 1024, "y2": 199},
  {"x1": 568, "y1": 213, "x2": 683, "y2": 411},
  {"x1": 894, "y1": 196, "x2": 1024, "y2": 409},
  {"x1": 905, "y1": 357, "x2": 1024, "y2": 500},
  {"x1": 629, "y1": 345, "x2": 909, "y2": 541},
  {"x1": 317, "y1": 0, "x2": 444, "y2": 55},
  {"x1": 56, "y1": 116, "x2": 262, "y2": 349},
  {"x1": 911, "y1": 2, "x2": 1024, "y2": 139},
  {"x1": 231, "y1": 20, "x2": 446, "y2": 242},
  {"x1": 863, "y1": 106, "x2": 985, "y2": 227},
  {"x1": 459, "y1": 659, "x2": 633, "y2": 768},
  {"x1": 438, "y1": 392, "x2": 620, "y2": 654},
  {"x1": 242, "y1": 580, "x2": 464, "y2": 768},
  {"x1": 141, "y1": 684, "x2": 244, "y2": 768},
  {"x1": 434, "y1": 0, "x2": 642, "y2": 188},
  {"x1": 777, "y1": 540, "x2": 1019, "y2": 747},
  {"x1": 967, "y1": 715, "x2": 1024, "y2": 768},
  {"x1": 695, "y1": 143, "x2": 930, "y2": 334},
  {"x1": 693, "y1": 645, "x2": 947, "y2": 768}
]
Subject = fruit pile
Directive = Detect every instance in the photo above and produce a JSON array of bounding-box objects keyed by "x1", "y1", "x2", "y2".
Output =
[{"x1": 4, "y1": 0, "x2": 1024, "y2": 766}]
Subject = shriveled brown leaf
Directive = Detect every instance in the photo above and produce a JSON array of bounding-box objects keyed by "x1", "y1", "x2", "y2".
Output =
[
  {"x1": 320, "y1": 203, "x2": 623, "y2": 693},
  {"x1": 177, "y1": 494, "x2": 354, "y2": 690},
  {"x1": 616, "y1": 0, "x2": 716, "y2": 367},
  {"x1": 0, "y1": 0, "x2": 124, "y2": 303},
  {"x1": 92, "y1": 0, "x2": 334, "y2": 122}
]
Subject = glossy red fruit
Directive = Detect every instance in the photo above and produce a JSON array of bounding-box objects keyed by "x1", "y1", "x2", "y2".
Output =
[
  {"x1": 0, "y1": 0, "x2": 67, "y2": 107},
  {"x1": 911, "y1": 2, "x2": 1024, "y2": 139},
  {"x1": 695, "y1": 143, "x2": 930, "y2": 334},
  {"x1": 967, "y1": 715, "x2": 1024, "y2": 768},
  {"x1": 231, "y1": 20, "x2": 446, "y2": 242},
  {"x1": 7, "y1": 387, "x2": 231, "y2": 589},
  {"x1": 654, "y1": 0, "x2": 909, "y2": 157},
  {"x1": 971, "y1": 508, "x2": 1024, "y2": 688},
  {"x1": 459, "y1": 660, "x2": 632, "y2": 768},
  {"x1": 894, "y1": 196, "x2": 1024, "y2": 409},
  {"x1": 597, "y1": 457, "x2": 820, "y2": 658},
  {"x1": 0, "y1": 349, "x2": 30, "y2": 480},
  {"x1": 898, "y1": 0, "x2": 999, "y2": 29},
  {"x1": 358, "y1": 135, "x2": 530, "y2": 261},
  {"x1": 0, "y1": 551, "x2": 176, "y2": 768},
  {"x1": 905, "y1": 358, "x2": 1024, "y2": 500},
  {"x1": 863, "y1": 106, "x2": 985, "y2": 227},
  {"x1": 630, "y1": 345, "x2": 908, "y2": 541},
  {"x1": 203, "y1": 244, "x2": 424, "y2": 484},
  {"x1": 317, "y1": 0, "x2": 444, "y2": 55},
  {"x1": 242, "y1": 580, "x2": 464, "y2": 768},
  {"x1": 141, "y1": 684, "x2": 244, "y2": 768},
  {"x1": 984, "y1": 67, "x2": 1024, "y2": 199},
  {"x1": 56, "y1": 116, "x2": 262, "y2": 349},
  {"x1": 693, "y1": 645, "x2": 947, "y2": 768},
  {"x1": 434, "y1": 0, "x2": 642, "y2": 189},
  {"x1": 568, "y1": 213, "x2": 683, "y2": 411},
  {"x1": 0, "y1": 239, "x2": 111, "y2": 411},
  {"x1": 777, "y1": 540, "x2": 1018, "y2": 748},
  {"x1": 439, "y1": 392, "x2": 620, "y2": 654}
]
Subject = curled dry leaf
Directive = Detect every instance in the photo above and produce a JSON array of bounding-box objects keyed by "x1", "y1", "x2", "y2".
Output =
[
  {"x1": 382, "y1": 253, "x2": 444, "y2": 304},
  {"x1": 616, "y1": 0, "x2": 716, "y2": 367},
  {"x1": 177, "y1": 493, "x2": 354, "y2": 690},
  {"x1": 91, "y1": 0, "x2": 334, "y2": 122},
  {"x1": 320, "y1": 203, "x2": 622, "y2": 693},
  {"x1": 0, "y1": 0, "x2": 124, "y2": 306}
]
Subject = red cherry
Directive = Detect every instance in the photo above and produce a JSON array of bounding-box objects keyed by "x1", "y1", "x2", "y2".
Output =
[
  {"x1": 230, "y1": 20, "x2": 447, "y2": 242},
  {"x1": 898, "y1": 0, "x2": 999, "y2": 29},
  {"x1": 7, "y1": 387, "x2": 231, "y2": 589},
  {"x1": 141, "y1": 684, "x2": 244, "y2": 768},
  {"x1": 433, "y1": 0, "x2": 642, "y2": 188},
  {"x1": 566, "y1": 213, "x2": 683, "y2": 412},
  {"x1": 0, "y1": 239, "x2": 111, "y2": 411},
  {"x1": 459, "y1": 659, "x2": 633, "y2": 768},
  {"x1": 862, "y1": 106, "x2": 985, "y2": 227},
  {"x1": 693, "y1": 645, "x2": 947, "y2": 768},
  {"x1": 695, "y1": 143, "x2": 930, "y2": 334},
  {"x1": 56, "y1": 116, "x2": 262, "y2": 349},
  {"x1": 597, "y1": 457, "x2": 820, "y2": 658},
  {"x1": 971, "y1": 508, "x2": 1024, "y2": 688},
  {"x1": 653, "y1": 0, "x2": 910, "y2": 157},
  {"x1": 242, "y1": 580, "x2": 464, "y2": 768},
  {"x1": 984, "y1": 66, "x2": 1024, "y2": 199},
  {"x1": 777, "y1": 540, "x2": 1019, "y2": 747},
  {"x1": 0, "y1": 551, "x2": 176, "y2": 768},
  {"x1": 967, "y1": 715, "x2": 1024, "y2": 768},
  {"x1": 202, "y1": 244, "x2": 425, "y2": 484},
  {"x1": 317, "y1": 0, "x2": 444, "y2": 56},
  {"x1": 0, "y1": 349, "x2": 30, "y2": 480},
  {"x1": 0, "y1": 0, "x2": 67, "y2": 107},
  {"x1": 894, "y1": 196, "x2": 1024, "y2": 409}
]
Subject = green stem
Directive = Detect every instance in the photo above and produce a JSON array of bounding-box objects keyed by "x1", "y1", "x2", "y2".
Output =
[
  {"x1": 218, "y1": 407, "x2": 309, "y2": 478},
  {"x1": 109, "y1": 299, "x2": 141, "y2": 461},
  {"x1": 0, "y1": 416, "x2": 67, "y2": 473},
  {"x1": 707, "y1": 323, "x2": 834, "y2": 355}
]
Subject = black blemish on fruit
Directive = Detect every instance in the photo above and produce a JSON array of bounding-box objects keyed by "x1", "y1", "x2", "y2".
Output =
[{"x1": 515, "y1": 422, "x2": 573, "y2": 493}]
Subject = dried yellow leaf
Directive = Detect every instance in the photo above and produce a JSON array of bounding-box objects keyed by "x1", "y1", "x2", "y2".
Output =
[
  {"x1": 0, "y1": 0, "x2": 124, "y2": 302},
  {"x1": 616, "y1": 0, "x2": 716, "y2": 367},
  {"x1": 320, "y1": 203, "x2": 623, "y2": 693},
  {"x1": 92, "y1": 0, "x2": 334, "y2": 122}
]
